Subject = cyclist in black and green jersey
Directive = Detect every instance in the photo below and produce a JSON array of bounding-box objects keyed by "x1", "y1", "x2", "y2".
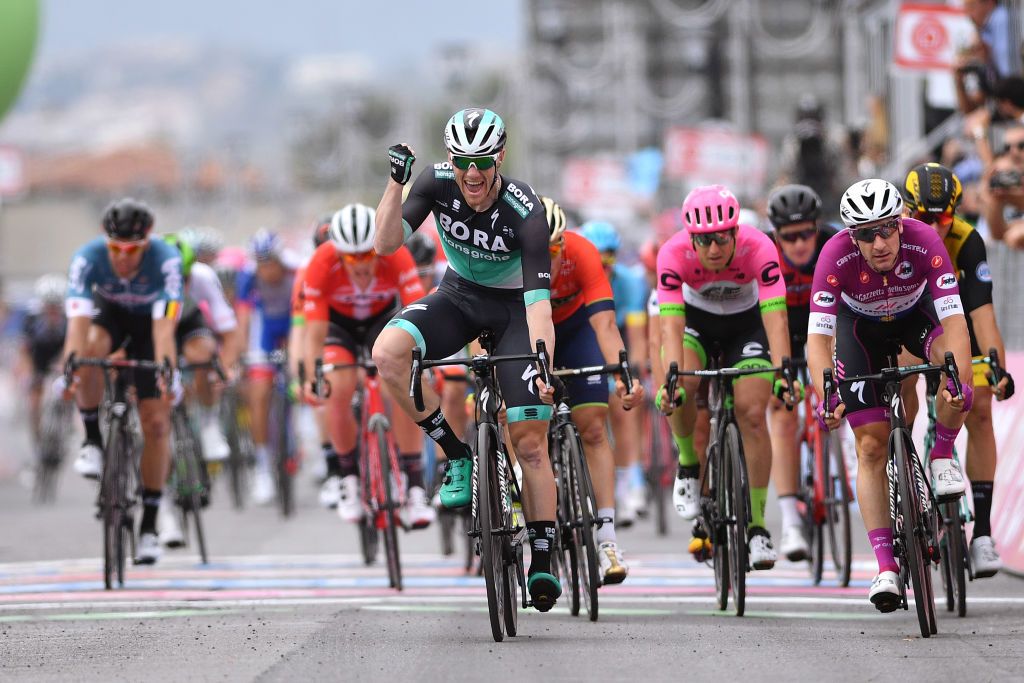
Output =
[{"x1": 373, "y1": 108, "x2": 562, "y2": 610}]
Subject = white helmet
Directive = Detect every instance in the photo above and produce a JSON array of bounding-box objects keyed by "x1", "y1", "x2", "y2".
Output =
[
  {"x1": 34, "y1": 273, "x2": 66, "y2": 305},
  {"x1": 839, "y1": 179, "x2": 904, "y2": 228},
  {"x1": 443, "y1": 108, "x2": 506, "y2": 156},
  {"x1": 329, "y1": 203, "x2": 376, "y2": 254}
]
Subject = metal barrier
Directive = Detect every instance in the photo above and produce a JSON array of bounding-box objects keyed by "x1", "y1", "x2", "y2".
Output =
[{"x1": 988, "y1": 241, "x2": 1024, "y2": 350}]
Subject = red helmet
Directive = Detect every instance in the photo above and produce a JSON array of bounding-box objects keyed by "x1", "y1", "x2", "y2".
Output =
[{"x1": 681, "y1": 184, "x2": 740, "y2": 234}]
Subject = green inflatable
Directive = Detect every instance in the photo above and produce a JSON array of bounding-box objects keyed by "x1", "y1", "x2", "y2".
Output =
[{"x1": 0, "y1": 0, "x2": 39, "y2": 122}]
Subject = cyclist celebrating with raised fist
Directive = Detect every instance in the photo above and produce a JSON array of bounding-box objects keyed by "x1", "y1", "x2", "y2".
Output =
[{"x1": 372, "y1": 108, "x2": 563, "y2": 611}]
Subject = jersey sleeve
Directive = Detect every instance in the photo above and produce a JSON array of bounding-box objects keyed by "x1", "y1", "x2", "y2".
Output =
[
  {"x1": 751, "y1": 230, "x2": 786, "y2": 313},
  {"x1": 922, "y1": 230, "x2": 965, "y2": 321},
  {"x1": 955, "y1": 230, "x2": 993, "y2": 314},
  {"x1": 391, "y1": 247, "x2": 427, "y2": 306},
  {"x1": 807, "y1": 237, "x2": 844, "y2": 337},
  {"x1": 301, "y1": 247, "x2": 332, "y2": 323},
  {"x1": 65, "y1": 245, "x2": 97, "y2": 318},
  {"x1": 151, "y1": 247, "x2": 184, "y2": 321},
  {"x1": 647, "y1": 289, "x2": 659, "y2": 318},
  {"x1": 290, "y1": 266, "x2": 307, "y2": 326},
  {"x1": 235, "y1": 268, "x2": 257, "y2": 310},
  {"x1": 656, "y1": 235, "x2": 685, "y2": 317},
  {"x1": 520, "y1": 207, "x2": 553, "y2": 305},
  {"x1": 575, "y1": 237, "x2": 615, "y2": 317},
  {"x1": 401, "y1": 168, "x2": 440, "y2": 241},
  {"x1": 190, "y1": 262, "x2": 237, "y2": 333}
]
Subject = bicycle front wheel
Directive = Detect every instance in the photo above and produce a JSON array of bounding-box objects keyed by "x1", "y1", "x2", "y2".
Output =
[
  {"x1": 477, "y1": 424, "x2": 506, "y2": 642},
  {"x1": 375, "y1": 423, "x2": 402, "y2": 591},
  {"x1": 940, "y1": 500, "x2": 967, "y2": 617},
  {"x1": 710, "y1": 441, "x2": 729, "y2": 612},
  {"x1": 221, "y1": 389, "x2": 247, "y2": 510},
  {"x1": 896, "y1": 435, "x2": 935, "y2": 638},
  {"x1": 566, "y1": 429, "x2": 600, "y2": 622},
  {"x1": 724, "y1": 422, "x2": 748, "y2": 617},
  {"x1": 825, "y1": 430, "x2": 853, "y2": 587},
  {"x1": 270, "y1": 389, "x2": 294, "y2": 518}
]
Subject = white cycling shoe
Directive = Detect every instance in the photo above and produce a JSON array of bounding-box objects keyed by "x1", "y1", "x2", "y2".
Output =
[
  {"x1": 748, "y1": 528, "x2": 778, "y2": 570},
  {"x1": 201, "y1": 422, "x2": 230, "y2": 462},
  {"x1": 135, "y1": 532, "x2": 162, "y2": 565},
  {"x1": 250, "y1": 469, "x2": 276, "y2": 507},
  {"x1": 673, "y1": 473, "x2": 700, "y2": 520},
  {"x1": 336, "y1": 474, "x2": 363, "y2": 523},
  {"x1": 971, "y1": 536, "x2": 1002, "y2": 578},
  {"x1": 598, "y1": 541, "x2": 629, "y2": 585},
  {"x1": 780, "y1": 524, "x2": 809, "y2": 562},
  {"x1": 158, "y1": 498, "x2": 184, "y2": 548},
  {"x1": 869, "y1": 570, "x2": 901, "y2": 612},
  {"x1": 74, "y1": 443, "x2": 103, "y2": 479},
  {"x1": 930, "y1": 458, "x2": 965, "y2": 498},
  {"x1": 402, "y1": 486, "x2": 436, "y2": 529},
  {"x1": 319, "y1": 475, "x2": 342, "y2": 509}
]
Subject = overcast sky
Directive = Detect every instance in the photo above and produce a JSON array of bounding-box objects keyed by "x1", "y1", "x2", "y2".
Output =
[{"x1": 35, "y1": 0, "x2": 524, "y2": 67}]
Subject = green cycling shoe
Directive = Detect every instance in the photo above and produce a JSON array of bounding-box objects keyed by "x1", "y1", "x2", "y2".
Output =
[
  {"x1": 439, "y1": 457, "x2": 473, "y2": 509},
  {"x1": 527, "y1": 572, "x2": 561, "y2": 612}
]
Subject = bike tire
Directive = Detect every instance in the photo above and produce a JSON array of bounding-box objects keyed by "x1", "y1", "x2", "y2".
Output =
[
  {"x1": 221, "y1": 390, "x2": 247, "y2": 510},
  {"x1": 943, "y1": 501, "x2": 967, "y2": 618},
  {"x1": 477, "y1": 424, "x2": 506, "y2": 642},
  {"x1": 359, "y1": 518, "x2": 379, "y2": 565},
  {"x1": 826, "y1": 431, "x2": 853, "y2": 588},
  {"x1": 102, "y1": 419, "x2": 125, "y2": 590},
  {"x1": 807, "y1": 427, "x2": 825, "y2": 585},
  {"x1": 568, "y1": 429, "x2": 600, "y2": 622},
  {"x1": 710, "y1": 440, "x2": 729, "y2": 612},
  {"x1": 724, "y1": 422, "x2": 748, "y2": 617},
  {"x1": 173, "y1": 410, "x2": 209, "y2": 564},
  {"x1": 896, "y1": 435, "x2": 934, "y2": 638},
  {"x1": 375, "y1": 423, "x2": 402, "y2": 591},
  {"x1": 553, "y1": 438, "x2": 581, "y2": 616},
  {"x1": 501, "y1": 450, "x2": 519, "y2": 636},
  {"x1": 271, "y1": 390, "x2": 294, "y2": 518},
  {"x1": 647, "y1": 410, "x2": 670, "y2": 537}
]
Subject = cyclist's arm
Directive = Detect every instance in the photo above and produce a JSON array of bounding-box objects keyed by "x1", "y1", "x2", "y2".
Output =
[
  {"x1": 761, "y1": 309, "x2": 792, "y2": 368},
  {"x1": 753, "y1": 232, "x2": 790, "y2": 365},
  {"x1": 588, "y1": 310, "x2": 627, "y2": 365},
  {"x1": 625, "y1": 316, "x2": 648, "y2": 367},
  {"x1": 647, "y1": 292, "x2": 664, "y2": 382},
  {"x1": 304, "y1": 319, "x2": 328, "y2": 386},
  {"x1": 301, "y1": 251, "x2": 331, "y2": 379},
  {"x1": 806, "y1": 333, "x2": 833, "y2": 394},
  {"x1": 922, "y1": 230, "x2": 973, "y2": 388},
  {"x1": 377, "y1": 167, "x2": 433, "y2": 255},
  {"x1": 969, "y1": 305, "x2": 1006, "y2": 368},
  {"x1": 526, "y1": 300, "x2": 555, "y2": 359},
  {"x1": 522, "y1": 206, "x2": 555, "y2": 356},
  {"x1": 287, "y1": 320, "x2": 305, "y2": 383},
  {"x1": 152, "y1": 317, "x2": 178, "y2": 370},
  {"x1": 63, "y1": 250, "x2": 96, "y2": 363},
  {"x1": 656, "y1": 236, "x2": 687, "y2": 374}
]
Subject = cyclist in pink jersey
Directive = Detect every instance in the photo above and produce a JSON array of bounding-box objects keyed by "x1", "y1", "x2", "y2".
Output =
[
  {"x1": 806, "y1": 179, "x2": 974, "y2": 612},
  {"x1": 656, "y1": 184, "x2": 798, "y2": 570}
]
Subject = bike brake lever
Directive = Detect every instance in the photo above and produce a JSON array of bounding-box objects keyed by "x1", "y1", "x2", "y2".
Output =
[
  {"x1": 410, "y1": 348, "x2": 425, "y2": 412},
  {"x1": 943, "y1": 351, "x2": 963, "y2": 399},
  {"x1": 822, "y1": 368, "x2": 835, "y2": 420}
]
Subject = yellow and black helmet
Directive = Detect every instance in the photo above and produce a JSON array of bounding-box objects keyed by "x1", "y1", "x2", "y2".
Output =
[
  {"x1": 540, "y1": 195, "x2": 567, "y2": 243},
  {"x1": 904, "y1": 162, "x2": 962, "y2": 216}
]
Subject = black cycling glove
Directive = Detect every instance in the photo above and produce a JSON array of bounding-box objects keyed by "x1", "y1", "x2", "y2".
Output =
[
  {"x1": 1001, "y1": 371, "x2": 1015, "y2": 400},
  {"x1": 388, "y1": 144, "x2": 415, "y2": 185}
]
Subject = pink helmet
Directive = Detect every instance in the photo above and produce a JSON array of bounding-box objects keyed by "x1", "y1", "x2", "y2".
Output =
[{"x1": 681, "y1": 184, "x2": 741, "y2": 234}]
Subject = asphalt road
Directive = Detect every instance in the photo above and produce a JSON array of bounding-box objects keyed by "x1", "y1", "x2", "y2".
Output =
[{"x1": 1, "y1": 440, "x2": 1023, "y2": 682}]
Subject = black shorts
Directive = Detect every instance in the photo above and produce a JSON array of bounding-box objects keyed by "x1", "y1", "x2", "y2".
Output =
[
  {"x1": 92, "y1": 297, "x2": 161, "y2": 400},
  {"x1": 555, "y1": 307, "x2": 608, "y2": 408},
  {"x1": 788, "y1": 308, "x2": 809, "y2": 363},
  {"x1": 384, "y1": 272, "x2": 551, "y2": 423},
  {"x1": 175, "y1": 306, "x2": 214, "y2": 350},
  {"x1": 683, "y1": 305, "x2": 772, "y2": 373},
  {"x1": 833, "y1": 296, "x2": 941, "y2": 427},
  {"x1": 325, "y1": 300, "x2": 398, "y2": 363}
]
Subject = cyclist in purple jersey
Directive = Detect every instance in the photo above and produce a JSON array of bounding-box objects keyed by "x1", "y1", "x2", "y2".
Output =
[{"x1": 807, "y1": 179, "x2": 974, "y2": 611}]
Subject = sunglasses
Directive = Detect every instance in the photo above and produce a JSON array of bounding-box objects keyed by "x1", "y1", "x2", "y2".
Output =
[
  {"x1": 106, "y1": 239, "x2": 146, "y2": 256},
  {"x1": 600, "y1": 254, "x2": 617, "y2": 267},
  {"x1": 342, "y1": 251, "x2": 376, "y2": 265},
  {"x1": 777, "y1": 227, "x2": 818, "y2": 243},
  {"x1": 914, "y1": 211, "x2": 954, "y2": 227},
  {"x1": 850, "y1": 217, "x2": 900, "y2": 243},
  {"x1": 451, "y1": 154, "x2": 498, "y2": 171},
  {"x1": 691, "y1": 230, "x2": 735, "y2": 248},
  {"x1": 1001, "y1": 140, "x2": 1024, "y2": 153}
]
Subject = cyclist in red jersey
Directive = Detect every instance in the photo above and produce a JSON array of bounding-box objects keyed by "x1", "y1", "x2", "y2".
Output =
[
  {"x1": 302, "y1": 204, "x2": 434, "y2": 529},
  {"x1": 764, "y1": 184, "x2": 840, "y2": 562},
  {"x1": 543, "y1": 197, "x2": 644, "y2": 583}
]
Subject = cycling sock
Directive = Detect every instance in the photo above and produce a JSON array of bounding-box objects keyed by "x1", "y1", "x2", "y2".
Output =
[
  {"x1": 140, "y1": 489, "x2": 162, "y2": 535},
  {"x1": 677, "y1": 463, "x2": 700, "y2": 480},
  {"x1": 749, "y1": 487, "x2": 768, "y2": 529},
  {"x1": 629, "y1": 462, "x2": 645, "y2": 489},
  {"x1": 254, "y1": 444, "x2": 271, "y2": 472},
  {"x1": 417, "y1": 408, "x2": 469, "y2": 461},
  {"x1": 595, "y1": 507, "x2": 617, "y2": 544},
  {"x1": 337, "y1": 448, "x2": 359, "y2": 478},
  {"x1": 868, "y1": 527, "x2": 899, "y2": 573},
  {"x1": 527, "y1": 520, "x2": 557, "y2": 575},
  {"x1": 615, "y1": 467, "x2": 630, "y2": 500},
  {"x1": 972, "y1": 481, "x2": 994, "y2": 539},
  {"x1": 674, "y1": 432, "x2": 698, "y2": 467},
  {"x1": 401, "y1": 452, "x2": 424, "y2": 490},
  {"x1": 80, "y1": 408, "x2": 102, "y2": 446},
  {"x1": 778, "y1": 494, "x2": 800, "y2": 530},
  {"x1": 200, "y1": 405, "x2": 218, "y2": 426},
  {"x1": 929, "y1": 422, "x2": 959, "y2": 460},
  {"x1": 322, "y1": 442, "x2": 342, "y2": 477}
]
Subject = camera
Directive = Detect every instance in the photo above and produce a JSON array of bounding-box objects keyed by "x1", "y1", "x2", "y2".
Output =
[{"x1": 989, "y1": 170, "x2": 1022, "y2": 190}]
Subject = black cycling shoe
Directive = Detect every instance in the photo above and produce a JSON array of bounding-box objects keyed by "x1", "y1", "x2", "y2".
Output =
[{"x1": 528, "y1": 572, "x2": 561, "y2": 612}]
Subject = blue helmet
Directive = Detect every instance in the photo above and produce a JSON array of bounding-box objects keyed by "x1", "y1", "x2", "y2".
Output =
[
  {"x1": 249, "y1": 228, "x2": 283, "y2": 262},
  {"x1": 580, "y1": 221, "x2": 620, "y2": 252}
]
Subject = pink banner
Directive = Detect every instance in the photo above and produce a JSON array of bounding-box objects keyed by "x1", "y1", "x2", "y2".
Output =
[{"x1": 990, "y1": 352, "x2": 1024, "y2": 574}]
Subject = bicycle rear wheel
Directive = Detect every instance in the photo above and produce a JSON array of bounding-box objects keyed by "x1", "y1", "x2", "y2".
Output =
[
  {"x1": 805, "y1": 430, "x2": 825, "y2": 585},
  {"x1": 940, "y1": 501, "x2": 967, "y2": 617},
  {"x1": 221, "y1": 389, "x2": 247, "y2": 510},
  {"x1": 647, "y1": 409, "x2": 670, "y2": 537},
  {"x1": 567, "y1": 430, "x2": 600, "y2": 622},
  {"x1": 824, "y1": 431, "x2": 853, "y2": 587},
  {"x1": 270, "y1": 389, "x2": 294, "y2": 518},
  {"x1": 724, "y1": 422, "x2": 748, "y2": 617},
  {"x1": 375, "y1": 423, "x2": 402, "y2": 591},
  {"x1": 500, "y1": 452, "x2": 519, "y2": 637},
  {"x1": 709, "y1": 442, "x2": 729, "y2": 611},
  {"x1": 553, "y1": 439, "x2": 581, "y2": 616},
  {"x1": 359, "y1": 517, "x2": 379, "y2": 565},
  {"x1": 477, "y1": 424, "x2": 506, "y2": 642},
  {"x1": 173, "y1": 410, "x2": 209, "y2": 563},
  {"x1": 896, "y1": 436, "x2": 935, "y2": 638}
]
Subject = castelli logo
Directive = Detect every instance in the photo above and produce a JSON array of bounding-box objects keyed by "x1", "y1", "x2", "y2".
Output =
[
  {"x1": 860, "y1": 271, "x2": 870, "y2": 284},
  {"x1": 826, "y1": 274, "x2": 839, "y2": 287},
  {"x1": 931, "y1": 255, "x2": 943, "y2": 269}
]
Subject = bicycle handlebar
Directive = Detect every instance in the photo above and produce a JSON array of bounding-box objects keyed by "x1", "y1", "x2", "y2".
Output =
[
  {"x1": 552, "y1": 349, "x2": 635, "y2": 397},
  {"x1": 822, "y1": 351, "x2": 962, "y2": 420},
  {"x1": 664, "y1": 357, "x2": 797, "y2": 409}
]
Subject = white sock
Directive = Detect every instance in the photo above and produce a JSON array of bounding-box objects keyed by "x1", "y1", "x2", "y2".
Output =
[
  {"x1": 596, "y1": 507, "x2": 617, "y2": 544},
  {"x1": 200, "y1": 405, "x2": 218, "y2": 427},
  {"x1": 615, "y1": 467, "x2": 630, "y2": 501},
  {"x1": 254, "y1": 444, "x2": 271, "y2": 472},
  {"x1": 778, "y1": 495, "x2": 800, "y2": 530}
]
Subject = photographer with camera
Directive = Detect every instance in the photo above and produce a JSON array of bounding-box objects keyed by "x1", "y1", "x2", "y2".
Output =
[{"x1": 981, "y1": 134, "x2": 1024, "y2": 248}]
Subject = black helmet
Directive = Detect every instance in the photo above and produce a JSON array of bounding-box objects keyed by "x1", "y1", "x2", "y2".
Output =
[
  {"x1": 312, "y1": 214, "x2": 332, "y2": 248},
  {"x1": 767, "y1": 184, "x2": 822, "y2": 228},
  {"x1": 102, "y1": 197, "x2": 154, "y2": 240},
  {"x1": 903, "y1": 162, "x2": 962, "y2": 216},
  {"x1": 406, "y1": 230, "x2": 437, "y2": 267}
]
